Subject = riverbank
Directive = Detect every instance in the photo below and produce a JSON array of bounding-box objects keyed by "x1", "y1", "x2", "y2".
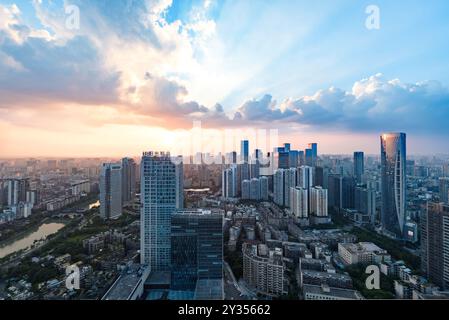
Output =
[
  {"x1": 0, "y1": 192, "x2": 99, "y2": 244},
  {"x1": 0, "y1": 222, "x2": 66, "y2": 259}
]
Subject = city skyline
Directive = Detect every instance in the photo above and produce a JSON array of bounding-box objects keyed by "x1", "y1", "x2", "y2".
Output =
[{"x1": 1, "y1": 1, "x2": 449, "y2": 157}]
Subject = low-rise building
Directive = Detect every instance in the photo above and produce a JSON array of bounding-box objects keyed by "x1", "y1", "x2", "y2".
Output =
[
  {"x1": 303, "y1": 284, "x2": 364, "y2": 300},
  {"x1": 338, "y1": 242, "x2": 391, "y2": 265}
]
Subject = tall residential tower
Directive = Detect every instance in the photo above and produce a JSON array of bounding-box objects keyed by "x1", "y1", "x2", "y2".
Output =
[{"x1": 100, "y1": 163, "x2": 122, "y2": 220}]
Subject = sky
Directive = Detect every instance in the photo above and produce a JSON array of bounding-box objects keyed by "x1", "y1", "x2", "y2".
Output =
[{"x1": 0, "y1": 0, "x2": 449, "y2": 157}]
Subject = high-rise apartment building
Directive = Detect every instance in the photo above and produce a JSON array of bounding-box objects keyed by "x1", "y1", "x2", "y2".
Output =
[
  {"x1": 243, "y1": 243, "x2": 285, "y2": 297},
  {"x1": 222, "y1": 165, "x2": 237, "y2": 198},
  {"x1": 260, "y1": 176, "x2": 269, "y2": 201},
  {"x1": 421, "y1": 202, "x2": 449, "y2": 290},
  {"x1": 380, "y1": 132, "x2": 407, "y2": 238},
  {"x1": 290, "y1": 187, "x2": 308, "y2": 218},
  {"x1": 273, "y1": 169, "x2": 285, "y2": 206},
  {"x1": 4, "y1": 178, "x2": 29, "y2": 207},
  {"x1": 311, "y1": 186, "x2": 328, "y2": 217},
  {"x1": 241, "y1": 179, "x2": 250, "y2": 200},
  {"x1": 284, "y1": 168, "x2": 297, "y2": 208},
  {"x1": 250, "y1": 178, "x2": 261, "y2": 200},
  {"x1": 121, "y1": 157, "x2": 136, "y2": 205},
  {"x1": 140, "y1": 152, "x2": 183, "y2": 269},
  {"x1": 439, "y1": 177, "x2": 449, "y2": 204},
  {"x1": 100, "y1": 163, "x2": 122, "y2": 220},
  {"x1": 298, "y1": 166, "x2": 313, "y2": 190}
]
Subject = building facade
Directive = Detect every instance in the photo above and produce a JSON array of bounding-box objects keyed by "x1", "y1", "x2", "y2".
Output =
[
  {"x1": 380, "y1": 132, "x2": 407, "y2": 238},
  {"x1": 100, "y1": 163, "x2": 122, "y2": 220},
  {"x1": 353, "y1": 151, "x2": 364, "y2": 183},
  {"x1": 421, "y1": 202, "x2": 449, "y2": 290},
  {"x1": 171, "y1": 209, "x2": 223, "y2": 290},
  {"x1": 243, "y1": 243, "x2": 285, "y2": 297},
  {"x1": 140, "y1": 152, "x2": 183, "y2": 270}
]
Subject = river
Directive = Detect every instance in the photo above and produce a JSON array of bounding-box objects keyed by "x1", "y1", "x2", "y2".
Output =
[
  {"x1": 0, "y1": 222, "x2": 65, "y2": 259},
  {"x1": 88, "y1": 200, "x2": 100, "y2": 210}
]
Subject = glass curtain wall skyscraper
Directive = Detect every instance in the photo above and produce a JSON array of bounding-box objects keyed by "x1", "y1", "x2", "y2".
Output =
[
  {"x1": 240, "y1": 140, "x2": 249, "y2": 163},
  {"x1": 140, "y1": 151, "x2": 183, "y2": 270},
  {"x1": 380, "y1": 133, "x2": 406, "y2": 238},
  {"x1": 171, "y1": 209, "x2": 223, "y2": 291},
  {"x1": 353, "y1": 151, "x2": 364, "y2": 183}
]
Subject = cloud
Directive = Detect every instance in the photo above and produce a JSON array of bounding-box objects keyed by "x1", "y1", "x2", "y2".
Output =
[
  {"x1": 1, "y1": 2, "x2": 449, "y2": 137},
  {"x1": 0, "y1": 1, "x2": 219, "y2": 126},
  {"x1": 232, "y1": 74, "x2": 449, "y2": 133}
]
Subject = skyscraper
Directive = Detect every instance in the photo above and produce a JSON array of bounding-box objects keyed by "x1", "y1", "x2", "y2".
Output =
[
  {"x1": 5, "y1": 178, "x2": 29, "y2": 207},
  {"x1": 310, "y1": 186, "x2": 328, "y2": 217},
  {"x1": 250, "y1": 149, "x2": 261, "y2": 179},
  {"x1": 328, "y1": 174, "x2": 342, "y2": 209},
  {"x1": 288, "y1": 150, "x2": 299, "y2": 168},
  {"x1": 171, "y1": 209, "x2": 223, "y2": 291},
  {"x1": 298, "y1": 166, "x2": 313, "y2": 190},
  {"x1": 284, "y1": 168, "x2": 297, "y2": 207},
  {"x1": 308, "y1": 143, "x2": 318, "y2": 166},
  {"x1": 421, "y1": 202, "x2": 449, "y2": 290},
  {"x1": 240, "y1": 140, "x2": 249, "y2": 163},
  {"x1": 355, "y1": 186, "x2": 376, "y2": 224},
  {"x1": 353, "y1": 151, "x2": 364, "y2": 183},
  {"x1": 260, "y1": 176, "x2": 269, "y2": 201},
  {"x1": 273, "y1": 169, "x2": 285, "y2": 206},
  {"x1": 305, "y1": 149, "x2": 313, "y2": 167},
  {"x1": 241, "y1": 179, "x2": 250, "y2": 200},
  {"x1": 380, "y1": 132, "x2": 407, "y2": 238},
  {"x1": 222, "y1": 165, "x2": 237, "y2": 198},
  {"x1": 250, "y1": 178, "x2": 261, "y2": 200},
  {"x1": 290, "y1": 187, "x2": 308, "y2": 218},
  {"x1": 100, "y1": 163, "x2": 122, "y2": 220},
  {"x1": 342, "y1": 177, "x2": 356, "y2": 209},
  {"x1": 439, "y1": 177, "x2": 449, "y2": 204},
  {"x1": 240, "y1": 162, "x2": 250, "y2": 182},
  {"x1": 277, "y1": 149, "x2": 290, "y2": 169},
  {"x1": 140, "y1": 152, "x2": 183, "y2": 269},
  {"x1": 121, "y1": 157, "x2": 137, "y2": 205}
]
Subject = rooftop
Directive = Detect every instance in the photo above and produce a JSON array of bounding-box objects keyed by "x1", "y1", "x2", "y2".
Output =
[
  {"x1": 303, "y1": 284, "x2": 364, "y2": 300},
  {"x1": 102, "y1": 265, "x2": 145, "y2": 300}
]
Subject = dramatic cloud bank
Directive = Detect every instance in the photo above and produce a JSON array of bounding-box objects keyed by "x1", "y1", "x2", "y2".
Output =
[
  {"x1": 1, "y1": 0, "x2": 449, "y2": 147},
  {"x1": 233, "y1": 74, "x2": 449, "y2": 133}
]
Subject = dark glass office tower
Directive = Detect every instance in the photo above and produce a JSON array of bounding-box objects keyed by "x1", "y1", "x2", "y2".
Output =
[
  {"x1": 380, "y1": 133, "x2": 406, "y2": 238},
  {"x1": 328, "y1": 174, "x2": 342, "y2": 209},
  {"x1": 353, "y1": 151, "x2": 364, "y2": 183},
  {"x1": 240, "y1": 140, "x2": 249, "y2": 163},
  {"x1": 342, "y1": 176, "x2": 356, "y2": 209},
  {"x1": 308, "y1": 143, "x2": 318, "y2": 166},
  {"x1": 305, "y1": 148, "x2": 313, "y2": 167},
  {"x1": 171, "y1": 210, "x2": 223, "y2": 290}
]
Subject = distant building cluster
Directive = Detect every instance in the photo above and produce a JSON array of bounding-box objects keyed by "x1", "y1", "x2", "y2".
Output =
[{"x1": 0, "y1": 178, "x2": 34, "y2": 223}]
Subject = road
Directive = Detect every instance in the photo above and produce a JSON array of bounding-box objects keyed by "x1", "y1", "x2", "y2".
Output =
[{"x1": 223, "y1": 261, "x2": 249, "y2": 300}]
